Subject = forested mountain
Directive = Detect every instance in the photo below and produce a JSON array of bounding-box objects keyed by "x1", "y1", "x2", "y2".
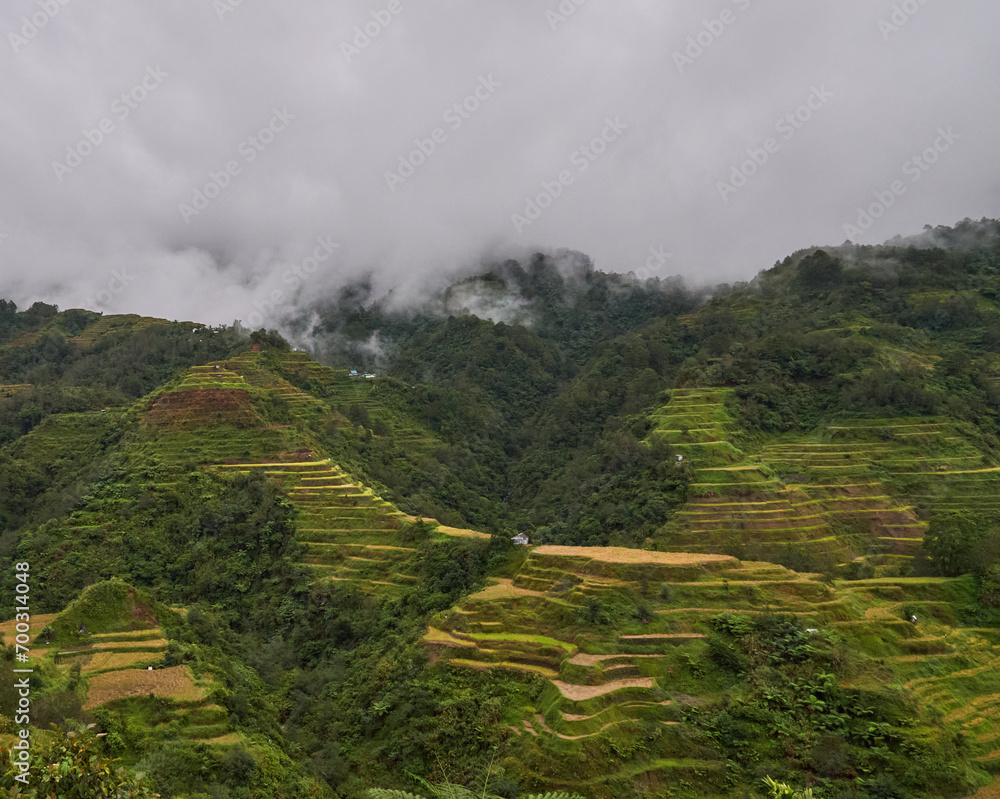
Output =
[{"x1": 2, "y1": 218, "x2": 1000, "y2": 798}]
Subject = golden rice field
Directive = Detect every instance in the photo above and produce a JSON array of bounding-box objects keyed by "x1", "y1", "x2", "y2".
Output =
[
  {"x1": 68, "y1": 649, "x2": 164, "y2": 673},
  {"x1": 466, "y1": 579, "x2": 547, "y2": 601},
  {"x1": 424, "y1": 627, "x2": 477, "y2": 647},
  {"x1": 83, "y1": 665, "x2": 209, "y2": 710},
  {"x1": 92, "y1": 630, "x2": 167, "y2": 641},
  {"x1": 533, "y1": 546, "x2": 735, "y2": 565},
  {"x1": 432, "y1": 524, "x2": 492, "y2": 540},
  {"x1": 0, "y1": 613, "x2": 58, "y2": 637},
  {"x1": 84, "y1": 637, "x2": 169, "y2": 650}
]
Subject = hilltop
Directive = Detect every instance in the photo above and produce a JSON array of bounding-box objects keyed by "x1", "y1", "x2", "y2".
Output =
[{"x1": 1, "y1": 217, "x2": 1000, "y2": 797}]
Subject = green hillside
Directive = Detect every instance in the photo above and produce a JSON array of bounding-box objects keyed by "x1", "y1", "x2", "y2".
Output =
[
  {"x1": 2, "y1": 218, "x2": 1000, "y2": 797},
  {"x1": 425, "y1": 547, "x2": 1000, "y2": 796}
]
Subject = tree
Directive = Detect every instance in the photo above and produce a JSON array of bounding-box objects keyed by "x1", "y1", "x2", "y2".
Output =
[
  {"x1": 922, "y1": 513, "x2": 987, "y2": 576},
  {"x1": 796, "y1": 250, "x2": 843, "y2": 292},
  {"x1": 979, "y1": 564, "x2": 1000, "y2": 607},
  {"x1": 0, "y1": 722, "x2": 157, "y2": 798}
]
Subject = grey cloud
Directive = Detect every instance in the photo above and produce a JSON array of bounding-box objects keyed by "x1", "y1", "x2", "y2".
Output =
[{"x1": 0, "y1": 0, "x2": 996, "y2": 325}]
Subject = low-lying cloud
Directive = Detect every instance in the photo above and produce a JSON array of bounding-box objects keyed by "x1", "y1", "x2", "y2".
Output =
[{"x1": 0, "y1": 0, "x2": 997, "y2": 326}]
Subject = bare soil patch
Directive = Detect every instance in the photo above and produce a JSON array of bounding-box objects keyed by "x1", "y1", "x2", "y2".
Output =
[{"x1": 552, "y1": 678, "x2": 654, "y2": 701}]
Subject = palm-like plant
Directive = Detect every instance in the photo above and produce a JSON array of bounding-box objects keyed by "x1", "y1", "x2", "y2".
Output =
[
  {"x1": 367, "y1": 792, "x2": 582, "y2": 799},
  {"x1": 762, "y1": 776, "x2": 817, "y2": 799},
  {"x1": 367, "y1": 793, "x2": 581, "y2": 799},
  {"x1": 366, "y1": 773, "x2": 583, "y2": 799}
]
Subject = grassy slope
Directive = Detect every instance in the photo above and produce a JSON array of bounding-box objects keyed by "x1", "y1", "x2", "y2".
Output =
[
  {"x1": 425, "y1": 546, "x2": 1000, "y2": 797},
  {"x1": 648, "y1": 291, "x2": 1000, "y2": 575}
]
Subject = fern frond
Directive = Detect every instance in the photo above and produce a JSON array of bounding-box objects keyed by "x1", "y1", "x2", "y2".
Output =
[
  {"x1": 521, "y1": 793, "x2": 587, "y2": 799},
  {"x1": 365, "y1": 790, "x2": 428, "y2": 799},
  {"x1": 431, "y1": 786, "x2": 476, "y2": 799}
]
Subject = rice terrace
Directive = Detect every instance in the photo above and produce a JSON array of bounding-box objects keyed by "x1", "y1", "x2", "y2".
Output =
[{"x1": 3, "y1": 223, "x2": 1000, "y2": 797}]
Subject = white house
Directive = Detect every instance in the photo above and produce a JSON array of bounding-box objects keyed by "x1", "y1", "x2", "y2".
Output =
[{"x1": 511, "y1": 533, "x2": 530, "y2": 546}]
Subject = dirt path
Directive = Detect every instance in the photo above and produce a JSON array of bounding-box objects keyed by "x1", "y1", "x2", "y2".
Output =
[
  {"x1": 620, "y1": 634, "x2": 707, "y2": 641},
  {"x1": 534, "y1": 713, "x2": 619, "y2": 740},
  {"x1": 569, "y1": 653, "x2": 664, "y2": 665},
  {"x1": 656, "y1": 608, "x2": 815, "y2": 616},
  {"x1": 552, "y1": 678, "x2": 654, "y2": 701},
  {"x1": 562, "y1": 701, "x2": 671, "y2": 721}
]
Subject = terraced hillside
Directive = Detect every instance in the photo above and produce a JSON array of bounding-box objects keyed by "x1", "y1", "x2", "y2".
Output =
[
  {"x1": 0, "y1": 383, "x2": 31, "y2": 397},
  {"x1": 272, "y1": 350, "x2": 446, "y2": 454},
  {"x1": 0, "y1": 581, "x2": 236, "y2": 750},
  {"x1": 652, "y1": 388, "x2": 850, "y2": 565},
  {"x1": 652, "y1": 389, "x2": 1000, "y2": 572},
  {"x1": 139, "y1": 359, "x2": 325, "y2": 462},
  {"x1": 67, "y1": 314, "x2": 187, "y2": 348},
  {"x1": 212, "y1": 458, "x2": 425, "y2": 592},
  {"x1": 425, "y1": 546, "x2": 1000, "y2": 796},
  {"x1": 136, "y1": 352, "x2": 484, "y2": 594},
  {"x1": 426, "y1": 546, "x2": 739, "y2": 793}
]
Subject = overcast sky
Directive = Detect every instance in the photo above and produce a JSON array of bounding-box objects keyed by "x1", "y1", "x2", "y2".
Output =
[{"x1": 0, "y1": 0, "x2": 997, "y2": 327}]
